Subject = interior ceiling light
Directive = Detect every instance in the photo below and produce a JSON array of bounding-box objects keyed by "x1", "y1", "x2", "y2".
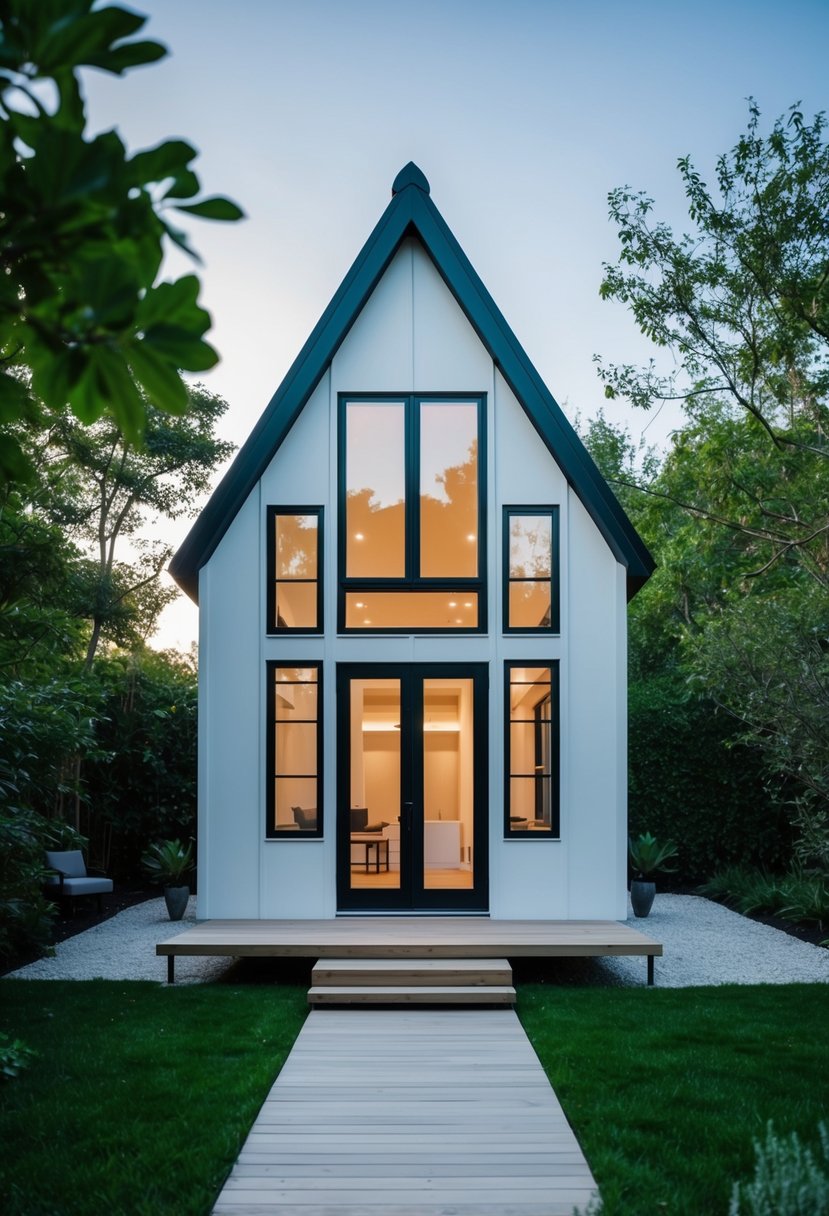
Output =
[
  {"x1": 448, "y1": 600, "x2": 457, "y2": 608},
  {"x1": 466, "y1": 533, "x2": 476, "y2": 541},
  {"x1": 464, "y1": 601, "x2": 473, "y2": 608},
  {"x1": 355, "y1": 601, "x2": 366, "y2": 608},
  {"x1": 354, "y1": 532, "x2": 364, "y2": 540}
]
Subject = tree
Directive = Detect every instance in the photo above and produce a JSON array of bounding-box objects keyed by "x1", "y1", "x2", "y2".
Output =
[
  {"x1": 597, "y1": 101, "x2": 829, "y2": 579},
  {"x1": 34, "y1": 382, "x2": 234, "y2": 666},
  {"x1": 0, "y1": 0, "x2": 244, "y2": 482}
]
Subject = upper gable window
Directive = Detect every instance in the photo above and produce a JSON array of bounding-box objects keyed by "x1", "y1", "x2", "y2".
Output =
[
  {"x1": 503, "y1": 507, "x2": 560, "y2": 633},
  {"x1": 267, "y1": 507, "x2": 323, "y2": 633},
  {"x1": 339, "y1": 395, "x2": 485, "y2": 632}
]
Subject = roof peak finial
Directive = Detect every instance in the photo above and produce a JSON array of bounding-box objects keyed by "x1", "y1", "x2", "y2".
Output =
[{"x1": 392, "y1": 162, "x2": 430, "y2": 196}]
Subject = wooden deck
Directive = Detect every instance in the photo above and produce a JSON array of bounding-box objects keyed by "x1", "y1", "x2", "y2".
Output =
[
  {"x1": 212, "y1": 1008, "x2": 599, "y2": 1215},
  {"x1": 157, "y1": 917, "x2": 662, "y2": 984}
]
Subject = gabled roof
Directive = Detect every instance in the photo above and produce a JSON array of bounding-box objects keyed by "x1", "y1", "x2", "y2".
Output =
[{"x1": 170, "y1": 162, "x2": 654, "y2": 602}]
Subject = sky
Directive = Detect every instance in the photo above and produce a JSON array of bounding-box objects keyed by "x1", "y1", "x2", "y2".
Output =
[{"x1": 82, "y1": 0, "x2": 829, "y2": 653}]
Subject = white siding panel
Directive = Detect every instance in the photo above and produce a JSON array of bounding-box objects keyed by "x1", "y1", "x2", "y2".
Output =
[
  {"x1": 258, "y1": 376, "x2": 330, "y2": 504},
  {"x1": 331, "y1": 243, "x2": 414, "y2": 391},
  {"x1": 412, "y1": 244, "x2": 491, "y2": 390},
  {"x1": 198, "y1": 490, "x2": 261, "y2": 919},
  {"x1": 565, "y1": 490, "x2": 623, "y2": 919}
]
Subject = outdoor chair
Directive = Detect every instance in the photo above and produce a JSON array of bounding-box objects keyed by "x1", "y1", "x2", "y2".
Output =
[{"x1": 44, "y1": 850, "x2": 113, "y2": 915}]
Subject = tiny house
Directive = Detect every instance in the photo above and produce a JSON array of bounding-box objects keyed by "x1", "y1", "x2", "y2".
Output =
[{"x1": 170, "y1": 163, "x2": 653, "y2": 922}]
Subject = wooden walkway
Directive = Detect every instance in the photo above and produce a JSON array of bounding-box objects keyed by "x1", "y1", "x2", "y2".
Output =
[
  {"x1": 159, "y1": 917, "x2": 661, "y2": 984},
  {"x1": 212, "y1": 1008, "x2": 598, "y2": 1215}
]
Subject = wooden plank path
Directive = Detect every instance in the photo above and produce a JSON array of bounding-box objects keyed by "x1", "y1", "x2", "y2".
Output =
[{"x1": 212, "y1": 1008, "x2": 598, "y2": 1215}]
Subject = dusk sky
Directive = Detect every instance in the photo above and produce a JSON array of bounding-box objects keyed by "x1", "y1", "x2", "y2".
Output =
[{"x1": 83, "y1": 0, "x2": 829, "y2": 651}]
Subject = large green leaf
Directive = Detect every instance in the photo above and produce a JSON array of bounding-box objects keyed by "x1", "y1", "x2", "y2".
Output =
[
  {"x1": 128, "y1": 140, "x2": 197, "y2": 187},
  {"x1": 174, "y1": 196, "x2": 245, "y2": 222},
  {"x1": 143, "y1": 326, "x2": 219, "y2": 373},
  {"x1": 126, "y1": 343, "x2": 189, "y2": 414}
]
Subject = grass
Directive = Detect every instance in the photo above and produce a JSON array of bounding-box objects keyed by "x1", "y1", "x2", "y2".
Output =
[
  {"x1": 3, "y1": 979, "x2": 827, "y2": 1215},
  {"x1": 518, "y1": 984, "x2": 829, "y2": 1216},
  {"x1": 0, "y1": 979, "x2": 307, "y2": 1216}
]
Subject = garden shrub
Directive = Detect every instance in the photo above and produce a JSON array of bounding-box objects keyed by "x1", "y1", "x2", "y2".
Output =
[
  {"x1": 729, "y1": 1122, "x2": 829, "y2": 1216},
  {"x1": 628, "y1": 677, "x2": 790, "y2": 884}
]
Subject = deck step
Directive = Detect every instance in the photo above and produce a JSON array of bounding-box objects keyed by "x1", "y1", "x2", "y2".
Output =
[
  {"x1": 308, "y1": 984, "x2": 516, "y2": 1006},
  {"x1": 312, "y1": 956, "x2": 512, "y2": 988}
]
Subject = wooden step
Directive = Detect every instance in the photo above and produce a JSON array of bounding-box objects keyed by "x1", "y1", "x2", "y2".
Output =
[
  {"x1": 308, "y1": 984, "x2": 516, "y2": 1006},
  {"x1": 312, "y1": 956, "x2": 512, "y2": 987}
]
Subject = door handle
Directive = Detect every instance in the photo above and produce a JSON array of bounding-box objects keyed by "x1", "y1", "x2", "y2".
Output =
[{"x1": 402, "y1": 802, "x2": 413, "y2": 834}]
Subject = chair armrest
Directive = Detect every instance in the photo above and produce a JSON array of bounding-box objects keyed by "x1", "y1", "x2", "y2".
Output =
[{"x1": 45, "y1": 867, "x2": 66, "y2": 892}]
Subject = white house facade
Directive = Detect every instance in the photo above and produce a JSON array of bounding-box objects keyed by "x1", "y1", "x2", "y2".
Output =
[{"x1": 170, "y1": 164, "x2": 653, "y2": 923}]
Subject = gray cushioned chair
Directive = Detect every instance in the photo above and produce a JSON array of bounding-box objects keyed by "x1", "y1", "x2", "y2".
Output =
[{"x1": 44, "y1": 850, "x2": 113, "y2": 913}]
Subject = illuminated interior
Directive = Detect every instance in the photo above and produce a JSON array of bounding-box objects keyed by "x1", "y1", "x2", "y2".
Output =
[
  {"x1": 272, "y1": 512, "x2": 319, "y2": 629},
  {"x1": 347, "y1": 677, "x2": 475, "y2": 890},
  {"x1": 507, "y1": 512, "x2": 554, "y2": 629},
  {"x1": 271, "y1": 666, "x2": 320, "y2": 833},
  {"x1": 507, "y1": 666, "x2": 554, "y2": 833}
]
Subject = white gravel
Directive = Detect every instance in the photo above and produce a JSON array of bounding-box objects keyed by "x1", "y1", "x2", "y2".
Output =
[{"x1": 6, "y1": 893, "x2": 829, "y2": 987}]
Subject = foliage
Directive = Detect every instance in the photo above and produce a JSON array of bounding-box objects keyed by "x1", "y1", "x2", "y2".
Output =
[
  {"x1": 701, "y1": 865, "x2": 829, "y2": 934},
  {"x1": 627, "y1": 831, "x2": 678, "y2": 880},
  {"x1": 519, "y1": 983, "x2": 829, "y2": 1216},
  {"x1": 0, "y1": 1033, "x2": 35, "y2": 1081},
  {"x1": 142, "y1": 837, "x2": 194, "y2": 887},
  {"x1": 85, "y1": 648, "x2": 197, "y2": 876},
  {"x1": 0, "y1": 980, "x2": 306, "y2": 1215},
  {"x1": 0, "y1": 0, "x2": 243, "y2": 482},
  {"x1": 628, "y1": 677, "x2": 784, "y2": 883},
  {"x1": 729, "y1": 1122, "x2": 829, "y2": 1216},
  {"x1": 30, "y1": 382, "x2": 234, "y2": 665}
]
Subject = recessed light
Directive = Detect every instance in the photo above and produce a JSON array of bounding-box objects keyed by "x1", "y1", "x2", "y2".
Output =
[
  {"x1": 464, "y1": 601, "x2": 473, "y2": 608},
  {"x1": 466, "y1": 533, "x2": 476, "y2": 541},
  {"x1": 355, "y1": 601, "x2": 366, "y2": 608},
  {"x1": 354, "y1": 532, "x2": 365, "y2": 541},
  {"x1": 363, "y1": 618, "x2": 372, "y2": 625},
  {"x1": 448, "y1": 600, "x2": 457, "y2": 608},
  {"x1": 455, "y1": 618, "x2": 463, "y2": 624}
]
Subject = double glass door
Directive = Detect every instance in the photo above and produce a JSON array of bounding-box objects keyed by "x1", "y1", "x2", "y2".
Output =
[{"x1": 337, "y1": 664, "x2": 488, "y2": 911}]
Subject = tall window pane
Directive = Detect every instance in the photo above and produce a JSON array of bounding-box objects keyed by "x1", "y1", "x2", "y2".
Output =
[
  {"x1": 506, "y1": 664, "x2": 557, "y2": 836},
  {"x1": 269, "y1": 664, "x2": 321, "y2": 836},
  {"x1": 420, "y1": 402, "x2": 478, "y2": 578},
  {"x1": 269, "y1": 509, "x2": 321, "y2": 632},
  {"x1": 504, "y1": 508, "x2": 558, "y2": 632},
  {"x1": 346, "y1": 402, "x2": 406, "y2": 578}
]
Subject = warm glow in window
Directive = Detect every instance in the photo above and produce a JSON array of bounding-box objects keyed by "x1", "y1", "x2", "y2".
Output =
[
  {"x1": 269, "y1": 665, "x2": 321, "y2": 837},
  {"x1": 506, "y1": 664, "x2": 557, "y2": 836}
]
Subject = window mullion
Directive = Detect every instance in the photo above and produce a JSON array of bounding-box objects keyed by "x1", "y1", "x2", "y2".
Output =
[{"x1": 408, "y1": 394, "x2": 419, "y2": 583}]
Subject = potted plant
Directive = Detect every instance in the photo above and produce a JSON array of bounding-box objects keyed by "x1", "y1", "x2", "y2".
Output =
[
  {"x1": 628, "y1": 832, "x2": 678, "y2": 918},
  {"x1": 142, "y1": 838, "x2": 194, "y2": 921}
]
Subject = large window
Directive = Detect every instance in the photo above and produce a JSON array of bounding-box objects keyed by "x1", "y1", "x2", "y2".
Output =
[
  {"x1": 503, "y1": 507, "x2": 559, "y2": 633},
  {"x1": 339, "y1": 395, "x2": 485, "y2": 631},
  {"x1": 267, "y1": 507, "x2": 323, "y2": 633},
  {"x1": 267, "y1": 663, "x2": 322, "y2": 838},
  {"x1": 504, "y1": 663, "x2": 559, "y2": 837}
]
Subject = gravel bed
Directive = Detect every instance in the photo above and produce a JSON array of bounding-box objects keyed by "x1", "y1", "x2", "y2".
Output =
[{"x1": 5, "y1": 893, "x2": 828, "y2": 987}]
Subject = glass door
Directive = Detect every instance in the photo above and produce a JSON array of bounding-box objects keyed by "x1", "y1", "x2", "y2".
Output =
[{"x1": 336, "y1": 664, "x2": 488, "y2": 912}]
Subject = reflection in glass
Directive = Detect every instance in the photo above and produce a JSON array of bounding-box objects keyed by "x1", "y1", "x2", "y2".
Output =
[
  {"x1": 345, "y1": 591, "x2": 478, "y2": 629},
  {"x1": 505, "y1": 510, "x2": 556, "y2": 632},
  {"x1": 508, "y1": 666, "x2": 554, "y2": 834},
  {"x1": 508, "y1": 581, "x2": 552, "y2": 629},
  {"x1": 423, "y1": 679, "x2": 474, "y2": 890},
  {"x1": 348, "y1": 679, "x2": 401, "y2": 890},
  {"x1": 346, "y1": 403, "x2": 406, "y2": 578},
  {"x1": 420, "y1": 402, "x2": 478, "y2": 578},
  {"x1": 272, "y1": 512, "x2": 319, "y2": 630}
]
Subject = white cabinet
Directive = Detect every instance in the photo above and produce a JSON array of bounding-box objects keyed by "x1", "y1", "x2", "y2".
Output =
[{"x1": 424, "y1": 820, "x2": 461, "y2": 868}]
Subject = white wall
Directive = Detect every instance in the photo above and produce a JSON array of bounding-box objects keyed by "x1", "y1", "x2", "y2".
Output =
[{"x1": 198, "y1": 238, "x2": 628, "y2": 921}]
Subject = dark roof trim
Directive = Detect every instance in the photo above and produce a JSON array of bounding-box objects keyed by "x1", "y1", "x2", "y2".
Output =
[{"x1": 170, "y1": 164, "x2": 654, "y2": 602}]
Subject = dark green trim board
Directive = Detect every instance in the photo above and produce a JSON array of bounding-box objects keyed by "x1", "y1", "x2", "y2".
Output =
[{"x1": 170, "y1": 163, "x2": 654, "y2": 602}]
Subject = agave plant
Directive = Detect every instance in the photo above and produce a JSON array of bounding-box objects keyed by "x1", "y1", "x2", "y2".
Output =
[
  {"x1": 629, "y1": 832, "x2": 679, "y2": 880},
  {"x1": 141, "y1": 838, "x2": 194, "y2": 887}
]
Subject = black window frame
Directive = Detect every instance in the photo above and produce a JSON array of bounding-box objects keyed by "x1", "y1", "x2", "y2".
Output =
[
  {"x1": 338, "y1": 392, "x2": 487, "y2": 633},
  {"x1": 266, "y1": 660, "x2": 323, "y2": 840},
  {"x1": 502, "y1": 505, "x2": 560, "y2": 634},
  {"x1": 504, "y1": 660, "x2": 560, "y2": 839},
  {"x1": 266, "y1": 505, "x2": 324, "y2": 635}
]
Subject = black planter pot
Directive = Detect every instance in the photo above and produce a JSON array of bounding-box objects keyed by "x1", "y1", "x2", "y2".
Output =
[
  {"x1": 630, "y1": 879, "x2": 656, "y2": 918},
  {"x1": 163, "y1": 886, "x2": 190, "y2": 921}
]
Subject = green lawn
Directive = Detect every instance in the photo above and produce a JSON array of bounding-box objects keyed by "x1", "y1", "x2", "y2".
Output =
[
  {"x1": 2, "y1": 980, "x2": 827, "y2": 1216},
  {"x1": 518, "y1": 983, "x2": 829, "y2": 1216},
  {"x1": 0, "y1": 980, "x2": 307, "y2": 1216}
]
